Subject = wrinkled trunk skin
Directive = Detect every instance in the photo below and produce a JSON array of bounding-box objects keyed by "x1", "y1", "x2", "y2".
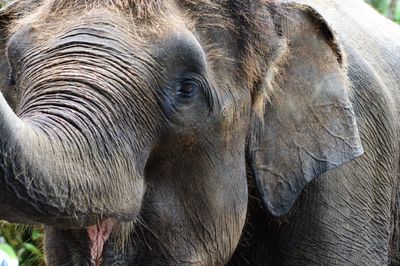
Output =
[
  {"x1": 0, "y1": 89, "x2": 144, "y2": 227},
  {"x1": 0, "y1": 93, "x2": 35, "y2": 222}
]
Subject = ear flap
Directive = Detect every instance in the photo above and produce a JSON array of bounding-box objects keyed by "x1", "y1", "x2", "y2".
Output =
[{"x1": 248, "y1": 4, "x2": 363, "y2": 217}]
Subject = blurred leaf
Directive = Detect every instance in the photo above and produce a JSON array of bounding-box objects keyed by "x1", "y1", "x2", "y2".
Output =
[
  {"x1": 0, "y1": 243, "x2": 17, "y2": 259},
  {"x1": 22, "y1": 243, "x2": 40, "y2": 255},
  {"x1": 30, "y1": 229, "x2": 43, "y2": 242},
  {"x1": 395, "y1": 2, "x2": 400, "y2": 22}
]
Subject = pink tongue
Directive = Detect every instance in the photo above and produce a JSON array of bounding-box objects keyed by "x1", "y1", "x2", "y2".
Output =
[{"x1": 86, "y1": 219, "x2": 115, "y2": 266}]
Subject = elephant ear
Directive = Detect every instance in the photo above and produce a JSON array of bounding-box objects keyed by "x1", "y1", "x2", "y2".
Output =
[{"x1": 247, "y1": 4, "x2": 364, "y2": 217}]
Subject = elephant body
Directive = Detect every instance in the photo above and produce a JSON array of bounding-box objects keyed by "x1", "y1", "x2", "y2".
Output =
[{"x1": 0, "y1": 0, "x2": 398, "y2": 265}]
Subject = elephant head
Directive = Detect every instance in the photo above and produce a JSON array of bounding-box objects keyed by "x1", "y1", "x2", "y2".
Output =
[{"x1": 0, "y1": 0, "x2": 363, "y2": 265}]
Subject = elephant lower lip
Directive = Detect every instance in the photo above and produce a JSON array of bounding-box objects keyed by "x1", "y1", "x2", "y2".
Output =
[{"x1": 86, "y1": 218, "x2": 116, "y2": 266}]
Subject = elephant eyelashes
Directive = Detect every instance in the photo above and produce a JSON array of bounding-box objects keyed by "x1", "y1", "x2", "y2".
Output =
[{"x1": 175, "y1": 80, "x2": 199, "y2": 99}]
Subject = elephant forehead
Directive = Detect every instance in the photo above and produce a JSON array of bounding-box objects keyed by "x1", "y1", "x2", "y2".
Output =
[
  {"x1": 9, "y1": 6, "x2": 204, "y2": 68},
  {"x1": 24, "y1": 0, "x2": 168, "y2": 20},
  {"x1": 9, "y1": 24, "x2": 156, "y2": 78},
  {"x1": 150, "y1": 31, "x2": 208, "y2": 77}
]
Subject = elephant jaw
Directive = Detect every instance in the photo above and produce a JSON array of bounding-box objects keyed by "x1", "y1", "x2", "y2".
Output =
[{"x1": 86, "y1": 219, "x2": 116, "y2": 266}]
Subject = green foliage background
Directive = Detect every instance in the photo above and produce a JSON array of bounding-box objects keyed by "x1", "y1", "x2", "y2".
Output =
[
  {"x1": 0, "y1": 0, "x2": 398, "y2": 265},
  {"x1": 0, "y1": 223, "x2": 45, "y2": 266},
  {"x1": 366, "y1": 0, "x2": 400, "y2": 23}
]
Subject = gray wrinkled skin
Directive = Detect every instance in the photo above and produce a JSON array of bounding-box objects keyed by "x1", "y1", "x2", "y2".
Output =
[{"x1": 0, "y1": 0, "x2": 398, "y2": 265}]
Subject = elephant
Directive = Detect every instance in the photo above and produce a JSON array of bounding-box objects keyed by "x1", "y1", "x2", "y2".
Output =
[{"x1": 0, "y1": 0, "x2": 398, "y2": 265}]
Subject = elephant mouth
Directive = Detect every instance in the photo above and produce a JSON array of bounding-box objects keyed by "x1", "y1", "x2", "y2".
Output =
[{"x1": 86, "y1": 218, "x2": 116, "y2": 266}]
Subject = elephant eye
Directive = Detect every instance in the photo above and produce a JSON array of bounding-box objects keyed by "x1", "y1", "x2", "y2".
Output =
[
  {"x1": 7, "y1": 72, "x2": 16, "y2": 88},
  {"x1": 176, "y1": 80, "x2": 199, "y2": 99}
]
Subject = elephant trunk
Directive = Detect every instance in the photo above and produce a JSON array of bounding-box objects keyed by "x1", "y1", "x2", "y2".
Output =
[
  {"x1": 0, "y1": 87, "x2": 146, "y2": 227},
  {"x1": 0, "y1": 23, "x2": 161, "y2": 227}
]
